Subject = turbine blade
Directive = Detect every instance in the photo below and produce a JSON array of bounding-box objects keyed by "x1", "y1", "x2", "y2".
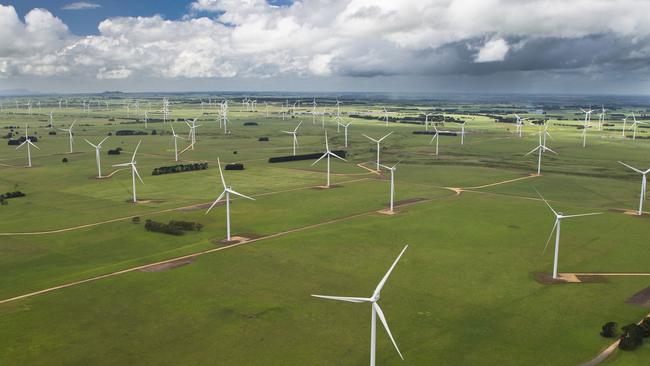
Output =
[
  {"x1": 205, "y1": 191, "x2": 226, "y2": 214},
  {"x1": 133, "y1": 166, "x2": 144, "y2": 184},
  {"x1": 362, "y1": 134, "x2": 378, "y2": 142},
  {"x1": 561, "y1": 212, "x2": 602, "y2": 219},
  {"x1": 373, "y1": 245, "x2": 408, "y2": 297},
  {"x1": 84, "y1": 139, "x2": 97, "y2": 148},
  {"x1": 112, "y1": 162, "x2": 131, "y2": 167},
  {"x1": 15, "y1": 140, "x2": 27, "y2": 149},
  {"x1": 379, "y1": 132, "x2": 393, "y2": 141},
  {"x1": 98, "y1": 136, "x2": 109, "y2": 146},
  {"x1": 329, "y1": 151, "x2": 347, "y2": 162},
  {"x1": 217, "y1": 158, "x2": 227, "y2": 189},
  {"x1": 524, "y1": 146, "x2": 540, "y2": 156},
  {"x1": 619, "y1": 161, "x2": 643, "y2": 174},
  {"x1": 29, "y1": 141, "x2": 40, "y2": 149},
  {"x1": 310, "y1": 295, "x2": 371, "y2": 303},
  {"x1": 373, "y1": 303, "x2": 404, "y2": 360},
  {"x1": 533, "y1": 188, "x2": 558, "y2": 216},
  {"x1": 543, "y1": 146, "x2": 558, "y2": 155},
  {"x1": 131, "y1": 140, "x2": 142, "y2": 162},
  {"x1": 227, "y1": 188, "x2": 255, "y2": 201},
  {"x1": 311, "y1": 152, "x2": 328, "y2": 166},
  {"x1": 542, "y1": 219, "x2": 558, "y2": 255}
]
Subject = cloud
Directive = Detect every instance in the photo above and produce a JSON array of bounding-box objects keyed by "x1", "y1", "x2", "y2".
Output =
[
  {"x1": 2, "y1": 1, "x2": 650, "y2": 87},
  {"x1": 62, "y1": 2, "x2": 101, "y2": 10},
  {"x1": 474, "y1": 38, "x2": 509, "y2": 63}
]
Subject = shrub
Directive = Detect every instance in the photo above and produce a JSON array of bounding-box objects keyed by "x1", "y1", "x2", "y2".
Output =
[
  {"x1": 0, "y1": 191, "x2": 26, "y2": 200},
  {"x1": 269, "y1": 150, "x2": 347, "y2": 163},
  {"x1": 62, "y1": 158, "x2": 69, "y2": 163},
  {"x1": 233, "y1": 151, "x2": 238, "y2": 154},
  {"x1": 107, "y1": 147, "x2": 122, "y2": 155},
  {"x1": 132, "y1": 216, "x2": 141, "y2": 224},
  {"x1": 601, "y1": 322, "x2": 617, "y2": 338},
  {"x1": 151, "y1": 129, "x2": 157, "y2": 135},
  {"x1": 144, "y1": 219, "x2": 203, "y2": 235},
  {"x1": 48, "y1": 131, "x2": 56, "y2": 135},
  {"x1": 151, "y1": 162, "x2": 208, "y2": 176},
  {"x1": 244, "y1": 121, "x2": 258, "y2": 126},
  {"x1": 115, "y1": 130, "x2": 148, "y2": 136},
  {"x1": 258, "y1": 137, "x2": 269, "y2": 141},
  {"x1": 640, "y1": 318, "x2": 650, "y2": 337},
  {"x1": 225, "y1": 163, "x2": 244, "y2": 170},
  {"x1": 619, "y1": 324, "x2": 645, "y2": 351}
]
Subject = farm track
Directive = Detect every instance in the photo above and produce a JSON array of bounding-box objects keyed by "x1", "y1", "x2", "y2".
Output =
[
  {"x1": 0, "y1": 188, "x2": 459, "y2": 305},
  {"x1": 0, "y1": 177, "x2": 372, "y2": 236}
]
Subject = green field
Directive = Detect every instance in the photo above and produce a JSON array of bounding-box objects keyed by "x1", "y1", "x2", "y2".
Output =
[{"x1": 1, "y1": 96, "x2": 649, "y2": 365}]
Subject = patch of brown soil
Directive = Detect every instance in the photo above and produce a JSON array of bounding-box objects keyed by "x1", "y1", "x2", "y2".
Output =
[
  {"x1": 139, "y1": 258, "x2": 194, "y2": 272},
  {"x1": 217, "y1": 235, "x2": 250, "y2": 245},
  {"x1": 377, "y1": 209, "x2": 397, "y2": 215},
  {"x1": 132, "y1": 199, "x2": 164, "y2": 204},
  {"x1": 626, "y1": 286, "x2": 650, "y2": 307},
  {"x1": 533, "y1": 272, "x2": 583, "y2": 284}
]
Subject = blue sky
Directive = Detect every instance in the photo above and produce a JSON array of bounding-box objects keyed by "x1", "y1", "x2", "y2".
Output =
[{"x1": 1, "y1": 1, "x2": 650, "y2": 95}]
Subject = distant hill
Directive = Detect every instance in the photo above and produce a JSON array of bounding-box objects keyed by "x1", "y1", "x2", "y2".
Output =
[{"x1": 0, "y1": 89, "x2": 41, "y2": 97}]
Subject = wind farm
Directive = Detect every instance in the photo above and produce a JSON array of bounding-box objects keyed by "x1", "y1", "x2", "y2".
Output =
[{"x1": 1, "y1": 1, "x2": 650, "y2": 366}]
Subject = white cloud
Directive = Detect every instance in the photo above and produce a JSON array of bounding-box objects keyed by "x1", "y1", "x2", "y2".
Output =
[
  {"x1": 1, "y1": 1, "x2": 650, "y2": 83},
  {"x1": 62, "y1": 2, "x2": 101, "y2": 10},
  {"x1": 474, "y1": 38, "x2": 510, "y2": 63}
]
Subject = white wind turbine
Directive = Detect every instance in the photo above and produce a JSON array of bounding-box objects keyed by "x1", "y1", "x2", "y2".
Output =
[
  {"x1": 514, "y1": 114, "x2": 526, "y2": 137},
  {"x1": 429, "y1": 124, "x2": 440, "y2": 155},
  {"x1": 205, "y1": 158, "x2": 255, "y2": 241},
  {"x1": 185, "y1": 118, "x2": 201, "y2": 149},
  {"x1": 363, "y1": 132, "x2": 393, "y2": 171},
  {"x1": 84, "y1": 136, "x2": 109, "y2": 178},
  {"x1": 525, "y1": 131, "x2": 557, "y2": 175},
  {"x1": 143, "y1": 111, "x2": 148, "y2": 128},
  {"x1": 112, "y1": 141, "x2": 144, "y2": 203},
  {"x1": 458, "y1": 122, "x2": 467, "y2": 145},
  {"x1": 597, "y1": 105, "x2": 606, "y2": 131},
  {"x1": 536, "y1": 189, "x2": 601, "y2": 279},
  {"x1": 580, "y1": 108, "x2": 593, "y2": 148},
  {"x1": 59, "y1": 120, "x2": 76, "y2": 153},
  {"x1": 282, "y1": 121, "x2": 302, "y2": 156},
  {"x1": 16, "y1": 124, "x2": 39, "y2": 168},
  {"x1": 382, "y1": 107, "x2": 389, "y2": 126},
  {"x1": 170, "y1": 124, "x2": 185, "y2": 162},
  {"x1": 378, "y1": 161, "x2": 399, "y2": 213},
  {"x1": 312, "y1": 245, "x2": 408, "y2": 366},
  {"x1": 48, "y1": 111, "x2": 54, "y2": 128},
  {"x1": 424, "y1": 113, "x2": 433, "y2": 131},
  {"x1": 338, "y1": 120, "x2": 351, "y2": 147},
  {"x1": 619, "y1": 161, "x2": 650, "y2": 215},
  {"x1": 312, "y1": 131, "x2": 347, "y2": 188},
  {"x1": 629, "y1": 113, "x2": 645, "y2": 140},
  {"x1": 621, "y1": 116, "x2": 628, "y2": 138},
  {"x1": 312, "y1": 98, "x2": 317, "y2": 125}
]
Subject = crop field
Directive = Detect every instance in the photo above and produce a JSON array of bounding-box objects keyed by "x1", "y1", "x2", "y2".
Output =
[{"x1": 1, "y1": 95, "x2": 649, "y2": 365}]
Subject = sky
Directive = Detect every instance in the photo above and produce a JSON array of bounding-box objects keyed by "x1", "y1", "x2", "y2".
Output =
[{"x1": 1, "y1": 0, "x2": 650, "y2": 95}]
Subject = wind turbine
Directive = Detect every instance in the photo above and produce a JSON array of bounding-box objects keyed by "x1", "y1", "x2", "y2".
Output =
[
  {"x1": 312, "y1": 245, "x2": 408, "y2": 366},
  {"x1": 48, "y1": 111, "x2": 54, "y2": 128},
  {"x1": 112, "y1": 140, "x2": 144, "y2": 203},
  {"x1": 536, "y1": 189, "x2": 601, "y2": 279},
  {"x1": 363, "y1": 132, "x2": 393, "y2": 171},
  {"x1": 629, "y1": 113, "x2": 645, "y2": 140},
  {"x1": 580, "y1": 108, "x2": 593, "y2": 148},
  {"x1": 459, "y1": 122, "x2": 467, "y2": 145},
  {"x1": 59, "y1": 120, "x2": 76, "y2": 153},
  {"x1": 597, "y1": 106, "x2": 606, "y2": 131},
  {"x1": 378, "y1": 162, "x2": 399, "y2": 213},
  {"x1": 619, "y1": 161, "x2": 650, "y2": 215},
  {"x1": 282, "y1": 121, "x2": 302, "y2": 156},
  {"x1": 143, "y1": 111, "x2": 148, "y2": 128},
  {"x1": 312, "y1": 131, "x2": 347, "y2": 188},
  {"x1": 205, "y1": 158, "x2": 255, "y2": 241},
  {"x1": 429, "y1": 124, "x2": 440, "y2": 155},
  {"x1": 16, "y1": 124, "x2": 39, "y2": 168},
  {"x1": 382, "y1": 107, "x2": 389, "y2": 126},
  {"x1": 525, "y1": 131, "x2": 557, "y2": 175},
  {"x1": 84, "y1": 137, "x2": 109, "y2": 178},
  {"x1": 622, "y1": 116, "x2": 628, "y2": 138},
  {"x1": 424, "y1": 113, "x2": 433, "y2": 131},
  {"x1": 170, "y1": 124, "x2": 185, "y2": 162},
  {"x1": 514, "y1": 114, "x2": 526, "y2": 137},
  {"x1": 312, "y1": 98, "x2": 317, "y2": 125},
  {"x1": 185, "y1": 118, "x2": 201, "y2": 150},
  {"x1": 338, "y1": 120, "x2": 351, "y2": 147}
]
